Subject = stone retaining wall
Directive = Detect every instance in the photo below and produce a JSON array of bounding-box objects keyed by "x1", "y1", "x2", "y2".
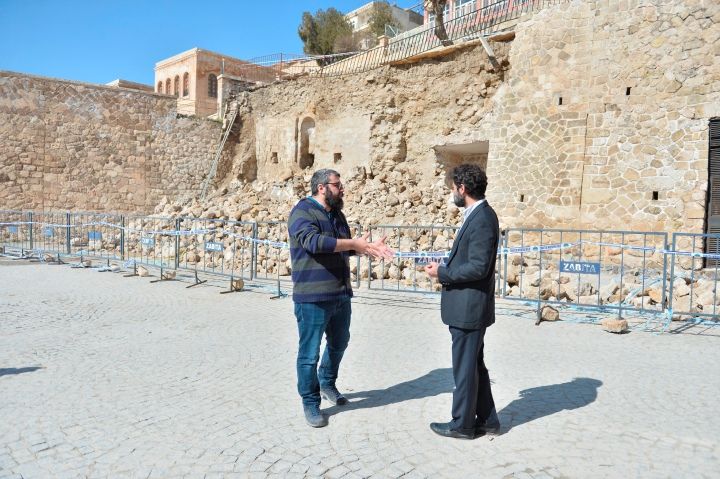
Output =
[{"x1": 0, "y1": 71, "x2": 224, "y2": 212}]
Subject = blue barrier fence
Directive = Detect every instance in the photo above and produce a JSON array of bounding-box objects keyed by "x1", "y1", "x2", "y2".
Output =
[
  {"x1": 668, "y1": 233, "x2": 720, "y2": 321},
  {"x1": 501, "y1": 228, "x2": 669, "y2": 317},
  {"x1": 1, "y1": 210, "x2": 718, "y2": 323}
]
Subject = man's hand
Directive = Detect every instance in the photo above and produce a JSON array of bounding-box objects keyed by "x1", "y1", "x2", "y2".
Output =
[
  {"x1": 335, "y1": 233, "x2": 395, "y2": 260},
  {"x1": 425, "y1": 261, "x2": 440, "y2": 278},
  {"x1": 349, "y1": 233, "x2": 371, "y2": 256},
  {"x1": 365, "y1": 235, "x2": 395, "y2": 260}
]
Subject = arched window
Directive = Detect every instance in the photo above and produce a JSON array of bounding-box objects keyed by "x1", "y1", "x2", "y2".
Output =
[
  {"x1": 157, "y1": 81, "x2": 163, "y2": 94},
  {"x1": 182, "y1": 73, "x2": 189, "y2": 97},
  {"x1": 208, "y1": 74, "x2": 218, "y2": 98},
  {"x1": 165, "y1": 78, "x2": 171, "y2": 95},
  {"x1": 173, "y1": 75, "x2": 180, "y2": 97}
]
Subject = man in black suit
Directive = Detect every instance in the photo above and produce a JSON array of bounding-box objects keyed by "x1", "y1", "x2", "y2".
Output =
[{"x1": 425, "y1": 164, "x2": 500, "y2": 440}]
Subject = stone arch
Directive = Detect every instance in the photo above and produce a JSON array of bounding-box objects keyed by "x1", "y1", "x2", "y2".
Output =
[
  {"x1": 433, "y1": 140, "x2": 490, "y2": 188},
  {"x1": 299, "y1": 116, "x2": 316, "y2": 170}
]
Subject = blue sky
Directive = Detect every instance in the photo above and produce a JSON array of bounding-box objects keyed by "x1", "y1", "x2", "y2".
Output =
[{"x1": 0, "y1": 0, "x2": 413, "y2": 85}]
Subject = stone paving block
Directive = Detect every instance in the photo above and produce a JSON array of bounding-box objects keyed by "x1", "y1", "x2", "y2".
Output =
[{"x1": 1, "y1": 264, "x2": 720, "y2": 478}]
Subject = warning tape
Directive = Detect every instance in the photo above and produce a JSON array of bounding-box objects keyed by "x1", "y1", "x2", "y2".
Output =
[{"x1": 4, "y1": 220, "x2": 720, "y2": 258}]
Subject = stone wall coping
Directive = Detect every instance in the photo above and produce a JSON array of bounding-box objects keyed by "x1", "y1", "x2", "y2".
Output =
[
  {"x1": 154, "y1": 47, "x2": 250, "y2": 70},
  {"x1": 0, "y1": 70, "x2": 174, "y2": 100}
]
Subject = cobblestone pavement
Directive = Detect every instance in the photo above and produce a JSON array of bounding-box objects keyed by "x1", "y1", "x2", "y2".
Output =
[{"x1": 1, "y1": 261, "x2": 719, "y2": 479}]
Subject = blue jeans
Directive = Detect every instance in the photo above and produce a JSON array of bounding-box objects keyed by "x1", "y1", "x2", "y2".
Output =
[{"x1": 295, "y1": 298, "x2": 352, "y2": 407}]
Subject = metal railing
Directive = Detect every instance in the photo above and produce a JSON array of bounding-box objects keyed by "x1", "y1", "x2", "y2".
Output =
[
  {"x1": 320, "y1": 0, "x2": 564, "y2": 76},
  {"x1": 501, "y1": 229, "x2": 669, "y2": 318},
  {"x1": 367, "y1": 224, "x2": 459, "y2": 293},
  {"x1": 668, "y1": 233, "x2": 720, "y2": 321},
  {"x1": 2, "y1": 210, "x2": 719, "y2": 324},
  {"x1": 230, "y1": 0, "x2": 563, "y2": 83}
]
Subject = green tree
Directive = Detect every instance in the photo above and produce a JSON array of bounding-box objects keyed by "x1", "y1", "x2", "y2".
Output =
[
  {"x1": 298, "y1": 8, "x2": 354, "y2": 57},
  {"x1": 368, "y1": 1, "x2": 398, "y2": 38}
]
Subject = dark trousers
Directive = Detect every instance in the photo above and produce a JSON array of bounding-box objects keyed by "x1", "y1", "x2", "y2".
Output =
[{"x1": 449, "y1": 325, "x2": 495, "y2": 433}]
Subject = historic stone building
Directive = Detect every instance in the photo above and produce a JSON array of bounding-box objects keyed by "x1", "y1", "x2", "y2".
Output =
[
  {"x1": 346, "y1": 1, "x2": 424, "y2": 48},
  {"x1": 154, "y1": 48, "x2": 274, "y2": 117}
]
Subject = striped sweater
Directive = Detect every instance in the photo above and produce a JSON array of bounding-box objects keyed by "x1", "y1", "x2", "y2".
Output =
[{"x1": 288, "y1": 197, "x2": 353, "y2": 303}]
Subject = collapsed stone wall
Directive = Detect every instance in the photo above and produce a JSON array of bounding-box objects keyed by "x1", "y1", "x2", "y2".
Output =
[
  {"x1": 179, "y1": 0, "x2": 719, "y2": 238},
  {"x1": 182, "y1": 40, "x2": 511, "y2": 230},
  {"x1": 0, "y1": 71, "x2": 226, "y2": 212},
  {"x1": 2, "y1": 0, "x2": 718, "y2": 235}
]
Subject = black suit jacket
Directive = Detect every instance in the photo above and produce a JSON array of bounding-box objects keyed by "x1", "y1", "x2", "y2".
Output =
[{"x1": 437, "y1": 201, "x2": 499, "y2": 330}]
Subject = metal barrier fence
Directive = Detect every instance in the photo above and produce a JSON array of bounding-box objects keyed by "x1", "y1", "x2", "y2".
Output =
[
  {"x1": 501, "y1": 229, "x2": 669, "y2": 319},
  {"x1": 67, "y1": 211, "x2": 125, "y2": 263},
  {"x1": 254, "y1": 221, "x2": 292, "y2": 284},
  {"x1": 253, "y1": 221, "x2": 362, "y2": 288},
  {"x1": 367, "y1": 224, "x2": 459, "y2": 293},
  {"x1": 668, "y1": 233, "x2": 720, "y2": 320},
  {"x1": 366, "y1": 224, "x2": 505, "y2": 295},
  {"x1": 0, "y1": 211, "x2": 361, "y2": 295},
  {"x1": 32, "y1": 211, "x2": 73, "y2": 257},
  {"x1": 0, "y1": 210, "x2": 31, "y2": 254},
  {"x1": 2, "y1": 211, "x2": 719, "y2": 323},
  {"x1": 125, "y1": 215, "x2": 178, "y2": 270}
]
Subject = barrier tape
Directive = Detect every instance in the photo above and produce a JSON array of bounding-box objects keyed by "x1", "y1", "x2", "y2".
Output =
[{"x1": 3, "y1": 220, "x2": 720, "y2": 259}]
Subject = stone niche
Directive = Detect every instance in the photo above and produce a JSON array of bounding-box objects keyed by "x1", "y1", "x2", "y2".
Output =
[
  {"x1": 254, "y1": 111, "x2": 371, "y2": 181},
  {"x1": 434, "y1": 140, "x2": 489, "y2": 185}
]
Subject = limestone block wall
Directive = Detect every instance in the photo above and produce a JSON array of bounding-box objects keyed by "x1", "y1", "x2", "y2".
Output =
[
  {"x1": 0, "y1": 71, "x2": 223, "y2": 213},
  {"x1": 477, "y1": 0, "x2": 720, "y2": 232},
  {"x1": 2, "y1": 0, "x2": 718, "y2": 235},
  {"x1": 229, "y1": 0, "x2": 719, "y2": 234}
]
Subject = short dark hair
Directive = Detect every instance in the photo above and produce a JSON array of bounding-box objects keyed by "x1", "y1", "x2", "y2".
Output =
[
  {"x1": 452, "y1": 164, "x2": 488, "y2": 200},
  {"x1": 310, "y1": 168, "x2": 340, "y2": 195}
]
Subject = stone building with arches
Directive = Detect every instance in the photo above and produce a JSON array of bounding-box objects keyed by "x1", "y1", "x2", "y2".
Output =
[{"x1": 154, "y1": 48, "x2": 261, "y2": 117}]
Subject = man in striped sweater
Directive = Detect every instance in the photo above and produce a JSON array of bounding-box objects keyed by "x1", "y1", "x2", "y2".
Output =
[{"x1": 289, "y1": 168, "x2": 393, "y2": 428}]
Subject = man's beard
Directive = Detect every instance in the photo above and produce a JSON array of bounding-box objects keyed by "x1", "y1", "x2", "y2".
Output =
[
  {"x1": 325, "y1": 190, "x2": 344, "y2": 210},
  {"x1": 453, "y1": 192, "x2": 466, "y2": 208}
]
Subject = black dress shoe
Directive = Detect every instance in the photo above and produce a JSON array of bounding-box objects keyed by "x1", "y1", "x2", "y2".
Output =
[
  {"x1": 429, "y1": 422, "x2": 475, "y2": 440},
  {"x1": 475, "y1": 409, "x2": 501, "y2": 435},
  {"x1": 474, "y1": 421, "x2": 500, "y2": 436}
]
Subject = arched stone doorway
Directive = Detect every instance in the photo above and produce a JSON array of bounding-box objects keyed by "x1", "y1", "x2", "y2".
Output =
[
  {"x1": 433, "y1": 140, "x2": 489, "y2": 187},
  {"x1": 299, "y1": 117, "x2": 316, "y2": 169}
]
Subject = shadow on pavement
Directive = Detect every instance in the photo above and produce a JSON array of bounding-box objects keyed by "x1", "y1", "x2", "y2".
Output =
[
  {"x1": 325, "y1": 368, "x2": 454, "y2": 415},
  {"x1": 498, "y1": 377, "x2": 602, "y2": 433},
  {"x1": 0, "y1": 366, "x2": 43, "y2": 377}
]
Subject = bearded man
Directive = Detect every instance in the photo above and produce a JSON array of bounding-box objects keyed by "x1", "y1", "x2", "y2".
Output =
[
  {"x1": 425, "y1": 164, "x2": 501, "y2": 439},
  {"x1": 288, "y1": 168, "x2": 393, "y2": 428}
]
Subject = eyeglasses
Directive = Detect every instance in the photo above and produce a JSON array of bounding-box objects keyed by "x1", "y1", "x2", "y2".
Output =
[{"x1": 325, "y1": 181, "x2": 345, "y2": 190}]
